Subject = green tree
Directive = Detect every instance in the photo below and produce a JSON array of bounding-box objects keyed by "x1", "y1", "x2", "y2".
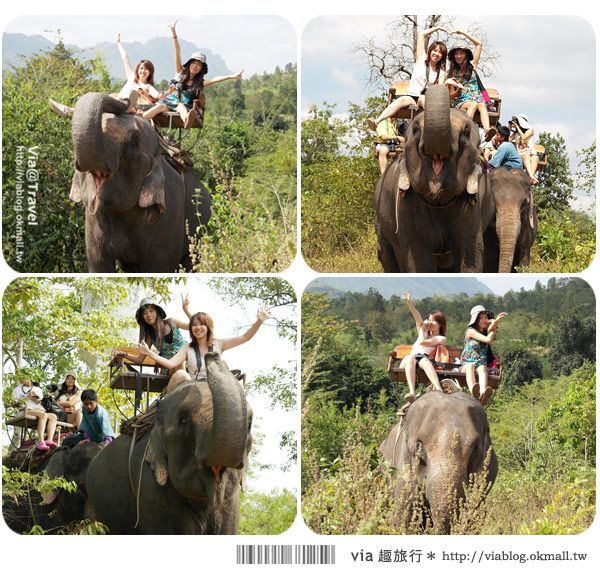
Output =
[
  {"x1": 574, "y1": 141, "x2": 596, "y2": 196},
  {"x1": 550, "y1": 314, "x2": 595, "y2": 376},
  {"x1": 500, "y1": 348, "x2": 543, "y2": 393},
  {"x1": 2, "y1": 43, "x2": 113, "y2": 272},
  {"x1": 536, "y1": 132, "x2": 574, "y2": 211},
  {"x1": 301, "y1": 103, "x2": 349, "y2": 164}
]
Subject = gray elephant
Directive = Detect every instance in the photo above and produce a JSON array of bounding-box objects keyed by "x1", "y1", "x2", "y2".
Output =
[
  {"x1": 85, "y1": 353, "x2": 252, "y2": 534},
  {"x1": 380, "y1": 391, "x2": 497, "y2": 534},
  {"x1": 489, "y1": 167, "x2": 537, "y2": 272},
  {"x1": 2, "y1": 442, "x2": 101, "y2": 534},
  {"x1": 69, "y1": 92, "x2": 211, "y2": 272},
  {"x1": 374, "y1": 85, "x2": 496, "y2": 272}
]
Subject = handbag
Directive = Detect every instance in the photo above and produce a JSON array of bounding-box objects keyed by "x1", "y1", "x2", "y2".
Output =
[
  {"x1": 41, "y1": 395, "x2": 63, "y2": 417},
  {"x1": 474, "y1": 70, "x2": 491, "y2": 103}
]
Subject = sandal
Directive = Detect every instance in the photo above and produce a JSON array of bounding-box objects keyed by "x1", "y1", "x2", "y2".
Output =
[
  {"x1": 480, "y1": 387, "x2": 494, "y2": 406},
  {"x1": 404, "y1": 393, "x2": 416, "y2": 404},
  {"x1": 367, "y1": 118, "x2": 378, "y2": 132},
  {"x1": 484, "y1": 128, "x2": 497, "y2": 142},
  {"x1": 36, "y1": 441, "x2": 50, "y2": 452},
  {"x1": 471, "y1": 383, "x2": 480, "y2": 400}
]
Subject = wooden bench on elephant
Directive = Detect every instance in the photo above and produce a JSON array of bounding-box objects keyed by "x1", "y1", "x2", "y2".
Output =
[
  {"x1": 387, "y1": 344, "x2": 502, "y2": 389},
  {"x1": 109, "y1": 347, "x2": 170, "y2": 414},
  {"x1": 5, "y1": 412, "x2": 75, "y2": 450},
  {"x1": 387, "y1": 81, "x2": 502, "y2": 127}
]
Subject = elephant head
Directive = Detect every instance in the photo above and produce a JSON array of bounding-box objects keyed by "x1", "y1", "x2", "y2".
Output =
[
  {"x1": 380, "y1": 391, "x2": 497, "y2": 534},
  {"x1": 69, "y1": 92, "x2": 166, "y2": 216},
  {"x1": 145, "y1": 352, "x2": 252, "y2": 507},
  {"x1": 398, "y1": 85, "x2": 483, "y2": 208},
  {"x1": 489, "y1": 167, "x2": 537, "y2": 272}
]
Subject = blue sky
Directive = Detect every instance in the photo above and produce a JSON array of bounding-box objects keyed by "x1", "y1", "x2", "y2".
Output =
[{"x1": 4, "y1": 15, "x2": 296, "y2": 76}]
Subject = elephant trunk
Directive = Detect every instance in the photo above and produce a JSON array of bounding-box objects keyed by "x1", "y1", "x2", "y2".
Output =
[
  {"x1": 422, "y1": 85, "x2": 452, "y2": 159},
  {"x1": 72, "y1": 93, "x2": 128, "y2": 175},
  {"x1": 426, "y1": 456, "x2": 467, "y2": 534},
  {"x1": 496, "y1": 210, "x2": 521, "y2": 273},
  {"x1": 198, "y1": 352, "x2": 249, "y2": 469}
]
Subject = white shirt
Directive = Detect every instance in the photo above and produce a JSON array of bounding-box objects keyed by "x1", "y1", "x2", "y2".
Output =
[
  {"x1": 117, "y1": 78, "x2": 160, "y2": 102},
  {"x1": 186, "y1": 339, "x2": 223, "y2": 380}
]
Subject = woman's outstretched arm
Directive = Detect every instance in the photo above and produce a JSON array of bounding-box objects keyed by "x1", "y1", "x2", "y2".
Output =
[
  {"x1": 116, "y1": 33, "x2": 134, "y2": 79},
  {"x1": 168, "y1": 22, "x2": 183, "y2": 74},
  {"x1": 220, "y1": 308, "x2": 270, "y2": 351}
]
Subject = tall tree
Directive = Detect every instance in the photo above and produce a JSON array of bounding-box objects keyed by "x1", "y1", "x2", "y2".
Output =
[
  {"x1": 353, "y1": 15, "x2": 499, "y2": 89},
  {"x1": 536, "y1": 132, "x2": 574, "y2": 211}
]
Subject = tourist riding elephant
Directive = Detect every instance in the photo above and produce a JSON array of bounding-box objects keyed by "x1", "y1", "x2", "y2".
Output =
[
  {"x1": 374, "y1": 85, "x2": 496, "y2": 272},
  {"x1": 380, "y1": 391, "x2": 497, "y2": 534},
  {"x1": 489, "y1": 167, "x2": 537, "y2": 272},
  {"x1": 85, "y1": 353, "x2": 252, "y2": 534},
  {"x1": 69, "y1": 92, "x2": 211, "y2": 272}
]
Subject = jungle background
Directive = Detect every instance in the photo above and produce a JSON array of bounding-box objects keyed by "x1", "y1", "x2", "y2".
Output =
[
  {"x1": 302, "y1": 277, "x2": 596, "y2": 534},
  {"x1": 2, "y1": 277, "x2": 296, "y2": 534},
  {"x1": 301, "y1": 15, "x2": 596, "y2": 272},
  {"x1": 2, "y1": 37, "x2": 296, "y2": 273}
]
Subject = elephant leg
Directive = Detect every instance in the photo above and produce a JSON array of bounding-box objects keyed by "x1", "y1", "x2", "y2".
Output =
[
  {"x1": 85, "y1": 222, "x2": 116, "y2": 272},
  {"x1": 377, "y1": 235, "x2": 400, "y2": 272},
  {"x1": 405, "y1": 245, "x2": 437, "y2": 272}
]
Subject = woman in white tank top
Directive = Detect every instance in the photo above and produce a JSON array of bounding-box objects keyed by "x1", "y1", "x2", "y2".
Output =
[
  {"x1": 399, "y1": 292, "x2": 448, "y2": 403},
  {"x1": 140, "y1": 308, "x2": 270, "y2": 393},
  {"x1": 368, "y1": 26, "x2": 448, "y2": 132}
]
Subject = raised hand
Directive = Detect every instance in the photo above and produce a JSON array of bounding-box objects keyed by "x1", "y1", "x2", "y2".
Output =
[
  {"x1": 402, "y1": 292, "x2": 411, "y2": 302},
  {"x1": 168, "y1": 21, "x2": 178, "y2": 36},
  {"x1": 139, "y1": 340, "x2": 151, "y2": 355},
  {"x1": 233, "y1": 69, "x2": 244, "y2": 80},
  {"x1": 257, "y1": 307, "x2": 271, "y2": 323},
  {"x1": 116, "y1": 33, "x2": 121, "y2": 43},
  {"x1": 181, "y1": 292, "x2": 190, "y2": 313}
]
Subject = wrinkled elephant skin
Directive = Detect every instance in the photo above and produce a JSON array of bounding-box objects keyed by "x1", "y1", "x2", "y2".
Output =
[
  {"x1": 375, "y1": 85, "x2": 496, "y2": 272},
  {"x1": 380, "y1": 391, "x2": 497, "y2": 534},
  {"x1": 489, "y1": 167, "x2": 537, "y2": 272},
  {"x1": 69, "y1": 92, "x2": 211, "y2": 272},
  {"x1": 85, "y1": 353, "x2": 252, "y2": 534}
]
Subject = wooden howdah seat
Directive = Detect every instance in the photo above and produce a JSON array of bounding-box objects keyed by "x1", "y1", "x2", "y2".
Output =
[
  {"x1": 387, "y1": 344, "x2": 502, "y2": 389},
  {"x1": 5, "y1": 412, "x2": 75, "y2": 449},
  {"x1": 153, "y1": 111, "x2": 203, "y2": 130},
  {"x1": 387, "y1": 80, "x2": 502, "y2": 127},
  {"x1": 109, "y1": 347, "x2": 170, "y2": 413}
]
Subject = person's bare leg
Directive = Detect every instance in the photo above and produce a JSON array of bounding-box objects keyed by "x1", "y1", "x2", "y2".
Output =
[
  {"x1": 166, "y1": 369, "x2": 191, "y2": 394},
  {"x1": 378, "y1": 147, "x2": 389, "y2": 175},
  {"x1": 143, "y1": 103, "x2": 168, "y2": 120},
  {"x1": 401, "y1": 355, "x2": 417, "y2": 396},
  {"x1": 176, "y1": 103, "x2": 191, "y2": 127},
  {"x1": 461, "y1": 102, "x2": 477, "y2": 119},
  {"x1": 461, "y1": 363, "x2": 476, "y2": 391},
  {"x1": 419, "y1": 357, "x2": 442, "y2": 391},
  {"x1": 46, "y1": 414, "x2": 58, "y2": 442},
  {"x1": 374, "y1": 96, "x2": 417, "y2": 126},
  {"x1": 477, "y1": 365, "x2": 489, "y2": 390}
]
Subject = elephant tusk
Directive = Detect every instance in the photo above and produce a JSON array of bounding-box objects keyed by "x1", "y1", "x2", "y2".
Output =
[{"x1": 395, "y1": 188, "x2": 405, "y2": 234}]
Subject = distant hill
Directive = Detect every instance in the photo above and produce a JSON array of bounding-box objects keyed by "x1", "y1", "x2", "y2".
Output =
[
  {"x1": 2, "y1": 33, "x2": 231, "y2": 81},
  {"x1": 306, "y1": 277, "x2": 493, "y2": 300}
]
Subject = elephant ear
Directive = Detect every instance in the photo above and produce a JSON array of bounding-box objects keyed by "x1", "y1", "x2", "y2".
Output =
[
  {"x1": 379, "y1": 420, "x2": 404, "y2": 467},
  {"x1": 466, "y1": 163, "x2": 482, "y2": 195},
  {"x1": 69, "y1": 171, "x2": 87, "y2": 203},
  {"x1": 397, "y1": 157, "x2": 410, "y2": 191},
  {"x1": 145, "y1": 423, "x2": 169, "y2": 487},
  {"x1": 41, "y1": 448, "x2": 70, "y2": 505},
  {"x1": 138, "y1": 155, "x2": 166, "y2": 213}
]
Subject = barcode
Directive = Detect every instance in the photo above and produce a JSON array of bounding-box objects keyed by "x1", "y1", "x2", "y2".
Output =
[{"x1": 236, "y1": 545, "x2": 335, "y2": 565}]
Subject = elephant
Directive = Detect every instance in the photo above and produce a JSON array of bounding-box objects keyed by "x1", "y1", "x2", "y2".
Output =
[
  {"x1": 2, "y1": 442, "x2": 101, "y2": 534},
  {"x1": 380, "y1": 391, "x2": 497, "y2": 534},
  {"x1": 68, "y1": 92, "x2": 212, "y2": 272},
  {"x1": 489, "y1": 167, "x2": 537, "y2": 272},
  {"x1": 374, "y1": 85, "x2": 496, "y2": 272},
  {"x1": 84, "y1": 353, "x2": 252, "y2": 534}
]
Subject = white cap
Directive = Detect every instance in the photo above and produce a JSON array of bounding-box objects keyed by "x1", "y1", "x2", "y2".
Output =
[{"x1": 468, "y1": 305, "x2": 486, "y2": 326}]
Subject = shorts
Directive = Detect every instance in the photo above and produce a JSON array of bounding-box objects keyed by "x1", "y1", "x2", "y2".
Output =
[
  {"x1": 412, "y1": 353, "x2": 433, "y2": 368},
  {"x1": 376, "y1": 142, "x2": 399, "y2": 153},
  {"x1": 161, "y1": 94, "x2": 193, "y2": 112}
]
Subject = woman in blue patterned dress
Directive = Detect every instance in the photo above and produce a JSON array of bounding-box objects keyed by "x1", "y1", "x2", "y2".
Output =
[
  {"x1": 447, "y1": 30, "x2": 496, "y2": 143},
  {"x1": 113, "y1": 295, "x2": 192, "y2": 375},
  {"x1": 143, "y1": 22, "x2": 243, "y2": 128},
  {"x1": 460, "y1": 305, "x2": 507, "y2": 405}
]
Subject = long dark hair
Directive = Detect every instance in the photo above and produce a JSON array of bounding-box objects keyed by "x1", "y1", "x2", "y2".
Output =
[
  {"x1": 428, "y1": 311, "x2": 447, "y2": 336},
  {"x1": 179, "y1": 64, "x2": 205, "y2": 97},
  {"x1": 139, "y1": 314, "x2": 168, "y2": 348},
  {"x1": 449, "y1": 49, "x2": 473, "y2": 82},
  {"x1": 426, "y1": 42, "x2": 447, "y2": 76},
  {"x1": 189, "y1": 312, "x2": 215, "y2": 349},
  {"x1": 134, "y1": 60, "x2": 155, "y2": 85}
]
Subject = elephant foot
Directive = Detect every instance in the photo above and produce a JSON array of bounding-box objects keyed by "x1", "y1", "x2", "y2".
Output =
[{"x1": 480, "y1": 387, "x2": 494, "y2": 406}]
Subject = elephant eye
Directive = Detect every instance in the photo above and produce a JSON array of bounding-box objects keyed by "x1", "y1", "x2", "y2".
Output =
[
  {"x1": 130, "y1": 133, "x2": 140, "y2": 149},
  {"x1": 415, "y1": 440, "x2": 427, "y2": 465},
  {"x1": 178, "y1": 413, "x2": 188, "y2": 426},
  {"x1": 461, "y1": 125, "x2": 471, "y2": 139}
]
